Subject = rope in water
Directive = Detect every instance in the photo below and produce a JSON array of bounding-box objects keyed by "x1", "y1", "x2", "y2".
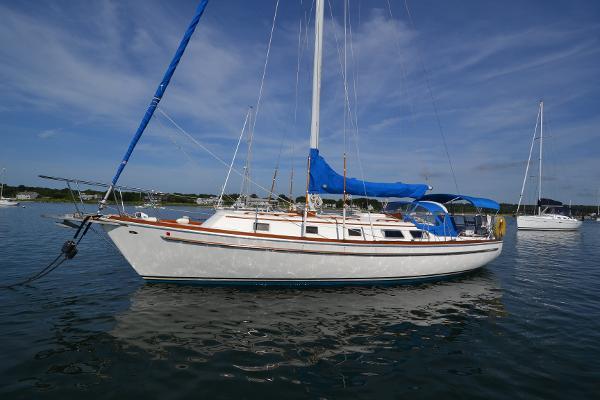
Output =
[{"x1": 0, "y1": 219, "x2": 91, "y2": 289}]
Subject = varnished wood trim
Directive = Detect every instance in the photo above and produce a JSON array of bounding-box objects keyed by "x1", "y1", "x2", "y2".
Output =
[{"x1": 101, "y1": 215, "x2": 501, "y2": 246}]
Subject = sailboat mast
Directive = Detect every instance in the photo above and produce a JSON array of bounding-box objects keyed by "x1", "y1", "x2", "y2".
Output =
[
  {"x1": 516, "y1": 105, "x2": 540, "y2": 215},
  {"x1": 538, "y1": 100, "x2": 543, "y2": 215},
  {"x1": 304, "y1": 0, "x2": 324, "y2": 215},
  {"x1": 0, "y1": 168, "x2": 4, "y2": 199},
  {"x1": 309, "y1": 0, "x2": 324, "y2": 150}
]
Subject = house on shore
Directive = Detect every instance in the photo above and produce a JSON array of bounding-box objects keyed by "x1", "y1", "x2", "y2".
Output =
[
  {"x1": 16, "y1": 191, "x2": 39, "y2": 200},
  {"x1": 81, "y1": 193, "x2": 102, "y2": 201},
  {"x1": 196, "y1": 196, "x2": 219, "y2": 206}
]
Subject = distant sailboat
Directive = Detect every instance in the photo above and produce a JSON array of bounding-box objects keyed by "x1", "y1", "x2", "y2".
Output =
[
  {"x1": 516, "y1": 101, "x2": 581, "y2": 231},
  {"x1": 0, "y1": 168, "x2": 20, "y2": 207},
  {"x1": 596, "y1": 189, "x2": 600, "y2": 222}
]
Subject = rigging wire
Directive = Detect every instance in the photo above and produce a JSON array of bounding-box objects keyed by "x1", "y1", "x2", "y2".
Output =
[
  {"x1": 294, "y1": 18, "x2": 304, "y2": 123},
  {"x1": 251, "y1": 0, "x2": 280, "y2": 135},
  {"x1": 219, "y1": 108, "x2": 252, "y2": 207},
  {"x1": 288, "y1": 0, "x2": 315, "y2": 204},
  {"x1": 384, "y1": 0, "x2": 424, "y2": 180},
  {"x1": 401, "y1": 0, "x2": 460, "y2": 194},
  {"x1": 326, "y1": 0, "x2": 375, "y2": 236},
  {"x1": 268, "y1": 142, "x2": 283, "y2": 200},
  {"x1": 517, "y1": 104, "x2": 541, "y2": 214},
  {"x1": 543, "y1": 112, "x2": 561, "y2": 203},
  {"x1": 346, "y1": 0, "x2": 375, "y2": 235},
  {"x1": 156, "y1": 107, "x2": 295, "y2": 208},
  {"x1": 156, "y1": 106, "x2": 373, "y2": 236},
  {"x1": 241, "y1": 0, "x2": 279, "y2": 199}
]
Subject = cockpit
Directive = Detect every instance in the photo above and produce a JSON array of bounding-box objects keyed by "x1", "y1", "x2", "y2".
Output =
[{"x1": 385, "y1": 193, "x2": 502, "y2": 239}]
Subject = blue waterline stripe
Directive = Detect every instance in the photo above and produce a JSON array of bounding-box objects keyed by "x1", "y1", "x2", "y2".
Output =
[{"x1": 141, "y1": 267, "x2": 483, "y2": 287}]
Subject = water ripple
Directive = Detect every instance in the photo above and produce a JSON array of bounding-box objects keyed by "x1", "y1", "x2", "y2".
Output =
[{"x1": 1, "y1": 204, "x2": 599, "y2": 398}]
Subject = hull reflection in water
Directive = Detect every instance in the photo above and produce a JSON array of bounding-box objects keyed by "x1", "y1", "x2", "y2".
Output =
[
  {"x1": 516, "y1": 229, "x2": 581, "y2": 257},
  {"x1": 111, "y1": 272, "x2": 504, "y2": 368}
]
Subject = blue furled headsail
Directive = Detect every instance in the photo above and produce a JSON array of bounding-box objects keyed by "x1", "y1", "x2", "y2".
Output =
[
  {"x1": 308, "y1": 148, "x2": 429, "y2": 198},
  {"x1": 109, "y1": 0, "x2": 210, "y2": 187}
]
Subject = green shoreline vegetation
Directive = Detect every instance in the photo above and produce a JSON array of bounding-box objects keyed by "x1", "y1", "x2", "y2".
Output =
[{"x1": 2, "y1": 184, "x2": 597, "y2": 216}]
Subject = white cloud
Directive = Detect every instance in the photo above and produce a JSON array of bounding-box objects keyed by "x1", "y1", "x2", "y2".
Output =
[
  {"x1": 0, "y1": 1, "x2": 599, "y2": 203},
  {"x1": 38, "y1": 129, "x2": 60, "y2": 139}
]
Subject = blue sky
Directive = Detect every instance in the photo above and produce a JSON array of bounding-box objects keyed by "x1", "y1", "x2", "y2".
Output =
[{"x1": 1, "y1": 0, "x2": 599, "y2": 204}]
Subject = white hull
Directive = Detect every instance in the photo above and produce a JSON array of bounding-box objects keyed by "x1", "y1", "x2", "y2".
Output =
[
  {"x1": 98, "y1": 215, "x2": 502, "y2": 285},
  {"x1": 0, "y1": 199, "x2": 19, "y2": 207},
  {"x1": 516, "y1": 214, "x2": 582, "y2": 231}
]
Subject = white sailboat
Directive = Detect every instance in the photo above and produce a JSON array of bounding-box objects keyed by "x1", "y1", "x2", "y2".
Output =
[
  {"x1": 596, "y1": 189, "x2": 600, "y2": 222},
  {"x1": 516, "y1": 101, "x2": 582, "y2": 231},
  {"x1": 0, "y1": 168, "x2": 20, "y2": 207},
  {"x1": 47, "y1": 0, "x2": 504, "y2": 284}
]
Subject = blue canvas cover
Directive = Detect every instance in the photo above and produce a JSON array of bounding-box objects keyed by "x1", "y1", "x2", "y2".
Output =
[
  {"x1": 308, "y1": 149, "x2": 429, "y2": 198},
  {"x1": 417, "y1": 193, "x2": 500, "y2": 211},
  {"x1": 405, "y1": 201, "x2": 458, "y2": 237},
  {"x1": 410, "y1": 200, "x2": 447, "y2": 214},
  {"x1": 410, "y1": 215, "x2": 458, "y2": 237}
]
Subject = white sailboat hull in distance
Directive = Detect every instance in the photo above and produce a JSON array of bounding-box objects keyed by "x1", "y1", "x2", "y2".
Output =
[
  {"x1": 0, "y1": 198, "x2": 20, "y2": 207},
  {"x1": 516, "y1": 215, "x2": 582, "y2": 231},
  {"x1": 98, "y1": 215, "x2": 502, "y2": 285}
]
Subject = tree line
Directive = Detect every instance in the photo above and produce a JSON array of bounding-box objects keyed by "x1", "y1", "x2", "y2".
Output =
[{"x1": 2, "y1": 184, "x2": 597, "y2": 215}]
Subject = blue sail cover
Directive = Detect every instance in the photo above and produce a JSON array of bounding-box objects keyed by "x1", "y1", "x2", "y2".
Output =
[{"x1": 308, "y1": 149, "x2": 429, "y2": 198}]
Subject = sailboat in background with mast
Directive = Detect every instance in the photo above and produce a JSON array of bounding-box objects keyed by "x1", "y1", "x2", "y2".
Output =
[
  {"x1": 43, "y1": 0, "x2": 505, "y2": 285},
  {"x1": 0, "y1": 168, "x2": 20, "y2": 207},
  {"x1": 596, "y1": 189, "x2": 600, "y2": 222},
  {"x1": 516, "y1": 101, "x2": 582, "y2": 231}
]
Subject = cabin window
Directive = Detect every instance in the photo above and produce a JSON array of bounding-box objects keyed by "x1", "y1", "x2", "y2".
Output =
[
  {"x1": 348, "y1": 228, "x2": 362, "y2": 237},
  {"x1": 383, "y1": 230, "x2": 404, "y2": 239},
  {"x1": 253, "y1": 222, "x2": 270, "y2": 232},
  {"x1": 464, "y1": 216, "x2": 476, "y2": 227},
  {"x1": 453, "y1": 215, "x2": 465, "y2": 228},
  {"x1": 306, "y1": 226, "x2": 319, "y2": 234},
  {"x1": 410, "y1": 230, "x2": 425, "y2": 239}
]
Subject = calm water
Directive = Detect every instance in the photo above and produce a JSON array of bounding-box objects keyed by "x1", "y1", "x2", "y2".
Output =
[{"x1": 1, "y1": 203, "x2": 599, "y2": 399}]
